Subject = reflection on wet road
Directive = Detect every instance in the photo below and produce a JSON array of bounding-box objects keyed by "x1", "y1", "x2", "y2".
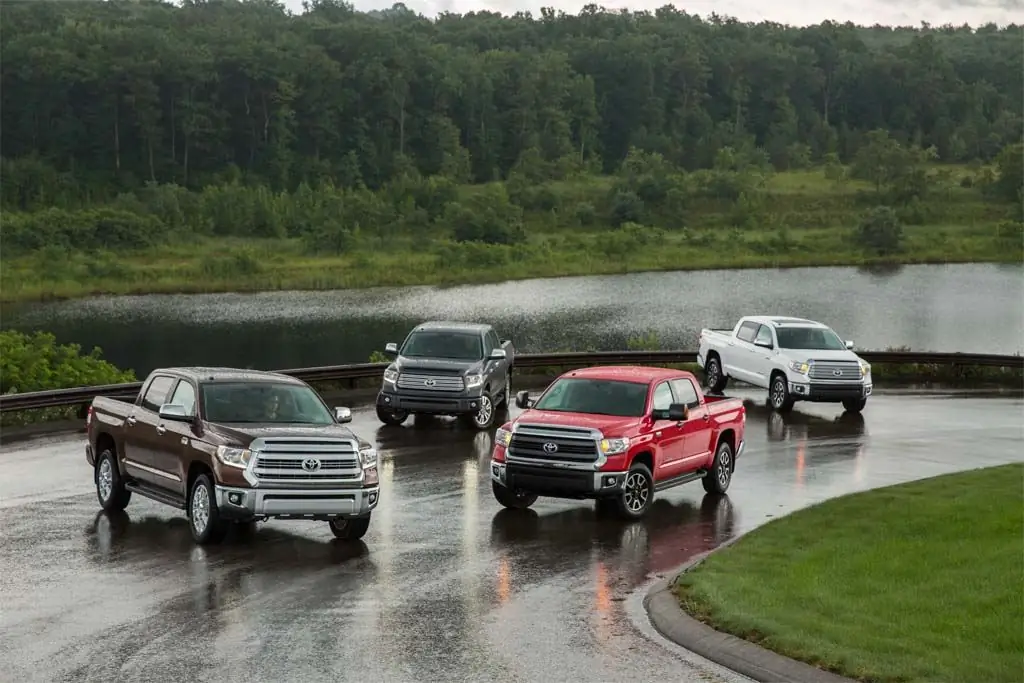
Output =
[{"x1": 1, "y1": 388, "x2": 1021, "y2": 682}]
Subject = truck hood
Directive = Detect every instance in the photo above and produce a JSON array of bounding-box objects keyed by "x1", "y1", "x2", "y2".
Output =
[
  {"x1": 396, "y1": 355, "x2": 482, "y2": 374},
  {"x1": 784, "y1": 349, "x2": 864, "y2": 363},
  {"x1": 514, "y1": 410, "x2": 640, "y2": 438},
  {"x1": 205, "y1": 422, "x2": 370, "y2": 450}
]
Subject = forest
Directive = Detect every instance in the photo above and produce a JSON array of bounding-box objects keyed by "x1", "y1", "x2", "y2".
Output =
[{"x1": 1, "y1": 0, "x2": 1022, "y2": 301}]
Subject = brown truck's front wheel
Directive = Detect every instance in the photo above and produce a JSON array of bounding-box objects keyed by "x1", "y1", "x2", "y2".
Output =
[
  {"x1": 329, "y1": 515, "x2": 371, "y2": 540},
  {"x1": 95, "y1": 448, "x2": 132, "y2": 512}
]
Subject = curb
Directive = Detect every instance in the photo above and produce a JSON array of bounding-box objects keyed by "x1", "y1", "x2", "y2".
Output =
[{"x1": 643, "y1": 537, "x2": 858, "y2": 683}]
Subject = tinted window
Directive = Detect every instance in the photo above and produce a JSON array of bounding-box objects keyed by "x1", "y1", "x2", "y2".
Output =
[
  {"x1": 169, "y1": 380, "x2": 197, "y2": 416},
  {"x1": 486, "y1": 330, "x2": 500, "y2": 353},
  {"x1": 776, "y1": 326, "x2": 846, "y2": 350},
  {"x1": 141, "y1": 375, "x2": 175, "y2": 412},
  {"x1": 736, "y1": 322, "x2": 759, "y2": 343},
  {"x1": 201, "y1": 382, "x2": 333, "y2": 424},
  {"x1": 401, "y1": 331, "x2": 483, "y2": 360},
  {"x1": 533, "y1": 378, "x2": 649, "y2": 418},
  {"x1": 651, "y1": 381, "x2": 673, "y2": 415},
  {"x1": 670, "y1": 378, "x2": 700, "y2": 409},
  {"x1": 754, "y1": 325, "x2": 773, "y2": 347}
]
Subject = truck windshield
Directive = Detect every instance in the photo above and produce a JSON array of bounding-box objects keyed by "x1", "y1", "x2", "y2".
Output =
[
  {"x1": 201, "y1": 382, "x2": 334, "y2": 424},
  {"x1": 533, "y1": 378, "x2": 649, "y2": 417},
  {"x1": 776, "y1": 327, "x2": 847, "y2": 350},
  {"x1": 401, "y1": 331, "x2": 482, "y2": 360}
]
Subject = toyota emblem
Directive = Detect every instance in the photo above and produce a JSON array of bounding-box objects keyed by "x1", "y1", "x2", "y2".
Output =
[
  {"x1": 424, "y1": 378, "x2": 435, "y2": 387},
  {"x1": 302, "y1": 457, "x2": 321, "y2": 472},
  {"x1": 833, "y1": 369, "x2": 843, "y2": 376},
  {"x1": 542, "y1": 442, "x2": 558, "y2": 454}
]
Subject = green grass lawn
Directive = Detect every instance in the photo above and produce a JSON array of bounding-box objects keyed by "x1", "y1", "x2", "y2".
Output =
[{"x1": 674, "y1": 463, "x2": 1024, "y2": 683}]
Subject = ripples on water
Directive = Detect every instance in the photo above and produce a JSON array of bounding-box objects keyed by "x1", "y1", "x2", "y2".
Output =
[{"x1": 3, "y1": 263, "x2": 1022, "y2": 374}]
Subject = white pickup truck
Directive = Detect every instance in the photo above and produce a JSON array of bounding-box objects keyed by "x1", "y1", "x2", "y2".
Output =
[{"x1": 696, "y1": 316, "x2": 872, "y2": 414}]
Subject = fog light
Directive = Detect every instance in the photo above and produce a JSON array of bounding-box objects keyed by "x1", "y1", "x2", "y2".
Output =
[
  {"x1": 603, "y1": 476, "x2": 616, "y2": 487},
  {"x1": 384, "y1": 396, "x2": 391, "y2": 404},
  {"x1": 492, "y1": 465, "x2": 500, "y2": 477},
  {"x1": 470, "y1": 401, "x2": 478, "y2": 409},
  {"x1": 368, "y1": 492, "x2": 378, "y2": 505},
  {"x1": 228, "y1": 492, "x2": 243, "y2": 505}
]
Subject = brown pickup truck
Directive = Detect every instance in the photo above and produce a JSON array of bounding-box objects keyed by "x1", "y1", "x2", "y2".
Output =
[{"x1": 85, "y1": 367, "x2": 380, "y2": 545}]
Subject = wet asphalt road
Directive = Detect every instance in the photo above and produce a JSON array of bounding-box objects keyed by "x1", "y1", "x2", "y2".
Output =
[{"x1": 1, "y1": 387, "x2": 1022, "y2": 683}]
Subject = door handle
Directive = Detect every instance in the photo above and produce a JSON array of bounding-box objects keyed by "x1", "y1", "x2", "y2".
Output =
[
  {"x1": 675, "y1": 421, "x2": 684, "y2": 427},
  {"x1": 702, "y1": 413, "x2": 710, "y2": 422},
  {"x1": 126, "y1": 416, "x2": 136, "y2": 426},
  {"x1": 156, "y1": 425, "x2": 166, "y2": 435}
]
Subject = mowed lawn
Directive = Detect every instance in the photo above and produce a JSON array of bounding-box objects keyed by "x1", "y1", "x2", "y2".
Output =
[{"x1": 674, "y1": 463, "x2": 1024, "y2": 683}]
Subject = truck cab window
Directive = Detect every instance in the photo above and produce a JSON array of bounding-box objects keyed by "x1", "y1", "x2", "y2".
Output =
[
  {"x1": 169, "y1": 380, "x2": 197, "y2": 416},
  {"x1": 670, "y1": 378, "x2": 700, "y2": 409},
  {"x1": 754, "y1": 325, "x2": 773, "y2": 347},
  {"x1": 141, "y1": 375, "x2": 175, "y2": 412},
  {"x1": 651, "y1": 381, "x2": 673, "y2": 418},
  {"x1": 737, "y1": 322, "x2": 759, "y2": 343}
]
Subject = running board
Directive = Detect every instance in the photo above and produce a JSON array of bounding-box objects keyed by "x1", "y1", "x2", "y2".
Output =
[
  {"x1": 653, "y1": 470, "x2": 707, "y2": 493},
  {"x1": 125, "y1": 480, "x2": 186, "y2": 510}
]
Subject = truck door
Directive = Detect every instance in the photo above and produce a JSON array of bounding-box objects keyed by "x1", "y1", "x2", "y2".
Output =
[
  {"x1": 669, "y1": 378, "x2": 714, "y2": 468},
  {"x1": 152, "y1": 378, "x2": 197, "y2": 498},
  {"x1": 728, "y1": 321, "x2": 761, "y2": 384},
  {"x1": 648, "y1": 380, "x2": 688, "y2": 478},
  {"x1": 123, "y1": 374, "x2": 182, "y2": 490}
]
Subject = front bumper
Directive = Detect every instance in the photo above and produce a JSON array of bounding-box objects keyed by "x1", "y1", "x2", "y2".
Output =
[
  {"x1": 789, "y1": 380, "x2": 872, "y2": 403},
  {"x1": 377, "y1": 389, "x2": 485, "y2": 415},
  {"x1": 215, "y1": 485, "x2": 380, "y2": 521},
  {"x1": 490, "y1": 460, "x2": 626, "y2": 499}
]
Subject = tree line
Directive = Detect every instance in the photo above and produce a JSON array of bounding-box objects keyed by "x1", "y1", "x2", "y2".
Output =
[{"x1": 2, "y1": 0, "x2": 1022, "y2": 213}]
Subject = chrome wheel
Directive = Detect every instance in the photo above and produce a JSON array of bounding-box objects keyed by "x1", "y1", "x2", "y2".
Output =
[
  {"x1": 474, "y1": 395, "x2": 493, "y2": 427},
  {"x1": 717, "y1": 448, "x2": 732, "y2": 487},
  {"x1": 97, "y1": 458, "x2": 113, "y2": 502},
  {"x1": 771, "y1": 378, "x2": 786, "y2": 408},
  {"x1": 707, "y1": 359, "x2": 720, "y2": 387},
  {"x1": 191, "y1": 483, "x2": 210, "y2": 536},
  {"x1": 623, "y1": 471, "x2": 650, "y2": 513}
]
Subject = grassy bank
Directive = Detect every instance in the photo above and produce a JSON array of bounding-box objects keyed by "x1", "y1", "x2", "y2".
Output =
[
  {"x1": 674, "y1": 464, "x2": 1024, "y2": 683},
  {"x1": 3, "y1": 166, "x2": 1021, "y2": 304}
]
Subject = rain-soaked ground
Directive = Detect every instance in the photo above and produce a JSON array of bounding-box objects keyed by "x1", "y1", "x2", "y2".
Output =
[{"x1": 1, "y1": 386, "x2": 1022, "y2": 683}]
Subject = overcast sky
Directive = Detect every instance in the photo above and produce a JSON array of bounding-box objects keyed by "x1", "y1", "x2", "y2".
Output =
[{"x1": 281, "y1": 0, "x2": 1022, "y2": 27}]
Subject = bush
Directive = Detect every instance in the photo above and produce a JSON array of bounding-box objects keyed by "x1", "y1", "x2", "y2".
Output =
[{"x1": 856, "y1": 205, "x2": 904, "y2": 256}]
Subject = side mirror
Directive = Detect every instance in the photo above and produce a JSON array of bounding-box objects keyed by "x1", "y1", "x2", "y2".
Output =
[
  {"x1": 667, "y1": 403, "x2": 688, "y2": 421},
  {"x1": 158, "y1": 403, "x2": 192, "y2": 422},
  {"x1": 489, "y1": 348, "x2": 507, "y2": 360},
  {"x1": 845, "y1": 340, "x2": 855, "y2": 350},
  {"x1": 515, "y1": 390, "x2": 531, "y2": 409},
  {"x1": 384, "y1": 342, "x2": 398, "y2": 356},
  {"x1": 754, "y1": 340, "x2": 773, "y2": 349},
  {"x1": 334, "y1": 406, "x2": 352, "y2": 424}
]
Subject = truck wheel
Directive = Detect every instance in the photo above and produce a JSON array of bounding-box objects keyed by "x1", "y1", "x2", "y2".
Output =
[
  {"x1": 769, "y1": 373, "x2": 795, "y2": 413},
  {"x1": 614, "y1": 462, "x2": 654, "y2": 520},
  {"x1": 95, "y1": 448, "x2": 132, "y2": 512},
  {"x1": 492, "y1": 481, "x2": 537, "y2": 509},
  {"x1": 376, "y1": 405, "x2": 409, "y2": 426},
  {"x1": 462, "y1": 394, "x2": 495, "y2": 430},
  {"x1": 702, "y1": 440, "x2": 734, "y2": 494},
  {"x1": 704, "y1": 355, "x2": 728, "y2": 393},
  {"x1": 188, "y1": 473, "x2": 228, "y2": 545},
  {"x1": 842, "y1": 398, "x2": 867, "y2": 413},
  {"x1": 329, "y1": 515, "x2": 371, "y2": 540}
]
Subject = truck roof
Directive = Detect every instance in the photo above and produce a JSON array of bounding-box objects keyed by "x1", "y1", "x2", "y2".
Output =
[
  {"x1": 411, "y1": 320, "x2": 492, "y2": 334},
  {"x1": 559, "y1": 365, "x2": 688, "y2": 384},
  {"x1": 155, "y1": 367, "x2": 305, "y2": 386},
  {"x1": 742, "y1": 315, "x2": 827, "y2": 328}
]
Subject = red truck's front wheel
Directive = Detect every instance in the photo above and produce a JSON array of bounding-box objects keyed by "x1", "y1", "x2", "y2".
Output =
[
  {"x1": 614, "y1": 462, "x2": 654, "y2": 520},
  {"x1": 492, "y1": 482, "x2": 537, "y2": 509}
]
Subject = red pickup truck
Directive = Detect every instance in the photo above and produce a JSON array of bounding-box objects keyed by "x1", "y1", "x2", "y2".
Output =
[{"x1": 489, "y1": 366, "x2": 746, "y2": 520}]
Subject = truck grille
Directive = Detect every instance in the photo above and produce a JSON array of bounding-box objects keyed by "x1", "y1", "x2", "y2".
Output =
[
  {"x1": 252, "y1": 437, "x2": 361, "y2": 484},
  {"x1": 397, "y1": 372, "x2": 465, "y2": 392},
  {"x1": 808, "y1": 361, "x2": 863, "y2": 381},
  {"x1": 507, "y1": 424, "x2": 600, "y2": 465}
]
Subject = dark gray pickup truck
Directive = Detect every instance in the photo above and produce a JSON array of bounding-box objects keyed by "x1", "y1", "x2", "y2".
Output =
[{"x1": 375, "y1": 321, "x2": 515, "y2": 430}]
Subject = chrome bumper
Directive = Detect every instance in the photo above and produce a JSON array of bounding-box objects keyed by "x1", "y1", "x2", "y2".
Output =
[{"x1": 215, "y1": 485, "x2": 379, "y2": 520}]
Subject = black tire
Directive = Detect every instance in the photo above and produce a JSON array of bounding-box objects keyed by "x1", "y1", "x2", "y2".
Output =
[
  {"x1": 614, "y1": 462, "x2": 654, "y2": 520},
  {"x1": 704, "y1": 354, "x2": 729, "y2": 393},
  {"x1": 376, "y1": 405, "x2": 409, "y2": 426},
  {"x1": 702, "y1": 440, "x2": 735, "y2": 494},
  {"x1": 492, "y1": 481, "x2": 537, "y2": 509},
  {"x1": 461, "y1": 392, "x2": 496, "y2": 430},
  {"x1": 842, "y1": 397, "x2": 867, "y2": 413},
  {"x1": 769, "y1": 372, "x2": 795, "y2": 413},
  {"x1": 95, "y1": 447, "x2": 132, "y2": 512},
  {"x1": 329, "y1": 515, "x2": 371, "y2": 540},
  {"x1": 188, "y1": 473, "x2": 228, "y2": 545}
]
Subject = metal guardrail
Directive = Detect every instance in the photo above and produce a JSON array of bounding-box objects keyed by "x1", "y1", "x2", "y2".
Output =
[{"x1": 1, "y1": 350, "x2": 1021, "y2": 414}]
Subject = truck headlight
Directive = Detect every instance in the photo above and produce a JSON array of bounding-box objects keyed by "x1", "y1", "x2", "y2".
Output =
[
  {"x1": 464, "y1": 373, "x2": 483, "y2": 389},
  {"x1": 216, "y1": 446, "x2": 252, "y2": 469},
  {"x1": 859, "y1": 362, "x2": 871, "y2": 377},
  {"x1": 599, "y1": 438, "x2": 630, "y2": 455},
  {"x1": 383, "y1": 365, "x2": 399, "y2": 384},
  {"x1": 494, "y1": 427, "x2": 512, "y2": 447},
  {"x1": 359, "y1": 445, "x2": 378, "y2": 469},
  {"x1": 789, "y1": 360, "x2": 810, "y2": 375}
]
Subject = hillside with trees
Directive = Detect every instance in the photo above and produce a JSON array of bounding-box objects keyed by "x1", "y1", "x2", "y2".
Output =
[{"x1": 1, "y1": 0, "x2": 1021, "y2": 301}]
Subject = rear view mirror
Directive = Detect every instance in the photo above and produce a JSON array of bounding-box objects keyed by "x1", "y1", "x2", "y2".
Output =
[
  {"x1": 667, "y1": 403, "x2": 688, "y2": 421},
  {"x1": 515, "y1": 390, "x2": 531, "y2": 409},
  {"x1": 158, "y1": 403, "x2": 192, "y2": 422},
  {"x1": 845, "y1": 340, "x2": 855, "y2": 350},
  {"x1": 489, "y1": 348, "x2": 507, "y2": 360},
  {"x1": 334, "y1": 406, "x2": 352, "y2": 424},
  {"x1": 384, "y1": 342, "x2": 398, "y2": 356}
]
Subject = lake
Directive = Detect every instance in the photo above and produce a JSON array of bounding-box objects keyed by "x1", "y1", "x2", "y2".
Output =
[{"x1": 2, "y1": 263, "x2": 1022, "y2": 376}]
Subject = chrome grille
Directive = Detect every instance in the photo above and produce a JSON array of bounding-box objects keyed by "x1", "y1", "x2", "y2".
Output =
[
  {"x1": 396, "y1": 372, "x2": 465, "y2": 391},
  {"x1": 507, "y1": 424, "x2": 600, "y2": 464},
  {"x1": 252, "y1": 437, "x2": 361, "y2": 484},
  {"x1": 808, "y1": 361, "x2": 863, "y2": 381}
]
